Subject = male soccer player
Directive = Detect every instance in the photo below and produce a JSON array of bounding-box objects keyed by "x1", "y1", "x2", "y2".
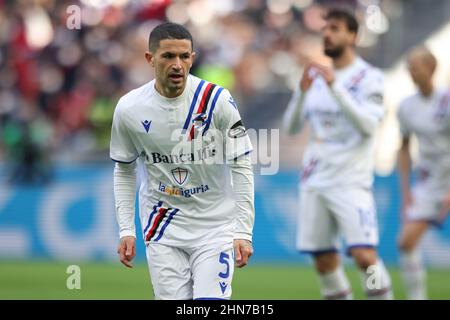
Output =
[
  {"x1": 283, "y1": 9, "x2": 392, "y2": 299},
  {"x1": 397, "y1": 47, "x2": 450, "y2": 300},
  {"x1": 110, "y1": 22, "x2": 255, "y2": 300}
]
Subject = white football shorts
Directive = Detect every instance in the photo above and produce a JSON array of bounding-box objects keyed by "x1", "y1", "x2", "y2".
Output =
[
  {"x1": 297, "y1": 187, "x2": 379, "y2": 255},
  {"x1": 405, "y1": 181, "x2": 450, "y2": 227},
  {"x1": 146, "y1": 240, "x2": 234, "y2": 300}
]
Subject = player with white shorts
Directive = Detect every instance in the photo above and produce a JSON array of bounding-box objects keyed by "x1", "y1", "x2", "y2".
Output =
[
  {"x1": 397, "y1": 46, "x2": 450, "y2": 300},
  {"x1": 298, "y1": 187, "x2": 378, "y2": 255},
  {"x1": 405, "y1": 162, "x2": 450, "y2": 226},
  {"x1": 110, "y1": 23, "x2": 255, "y2": 300},
  {"x1": 146, "y1": 242, "x2": 235, "y2": 299},
  {"x1": 283, "y1": 9, "x2": 392, "y2": 300}
]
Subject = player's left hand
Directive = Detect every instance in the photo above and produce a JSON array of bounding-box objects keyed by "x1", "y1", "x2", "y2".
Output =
[
  {"x1": 234, "y1": 239, "x2": 253, "y2": 268},
  {"x1": 309, "y1": 62, "x2": 335, "y2": 86}
]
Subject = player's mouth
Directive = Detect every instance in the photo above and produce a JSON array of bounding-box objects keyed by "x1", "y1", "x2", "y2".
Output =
[{"x1": 169, "y1": 73, "x2": 184, "y2": 82}]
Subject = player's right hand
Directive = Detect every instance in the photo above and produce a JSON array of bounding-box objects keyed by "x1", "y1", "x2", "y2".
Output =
[
  {"x1": 300, "y1": 63, "x2": 316, "y2": 92},
  {"x1": 117, "y1": 236, "x2": 136, "y2": 268},
  {"x1": 308, "y1": 62, "x2": 335, "y2": 86}
]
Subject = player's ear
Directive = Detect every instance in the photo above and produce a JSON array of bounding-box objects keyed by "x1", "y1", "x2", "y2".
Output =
[
  {"x1": 350, "y1": 32, "x2": 358, "y2": 46},
  {"x1": 145, "y1": 51, "x2": 154, "y2": 67},
  {"x1": 191, "y1": 51, "x2": 196, "y2": 66}
]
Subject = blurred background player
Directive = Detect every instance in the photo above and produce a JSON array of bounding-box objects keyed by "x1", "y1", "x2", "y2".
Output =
[
  {"x1": 110, "y1": 23, "x2": 255, "y2": 300},
  {"x1": 397, "y1": 46, "x2": 450, "y2": 300},
  {"x1": 283, "y1": 8, "x2": 392, "y2": 300}
]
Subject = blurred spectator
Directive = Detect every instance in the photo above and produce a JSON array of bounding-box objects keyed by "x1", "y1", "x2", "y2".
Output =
[{"x1": 1, "y1": 97, "x2": 53, "y2": 184}]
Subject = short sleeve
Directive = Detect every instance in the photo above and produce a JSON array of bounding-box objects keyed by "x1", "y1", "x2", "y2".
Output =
[
  {"x1": 217, "y1": 89, "x2": 253, "y2": 161},
  {"x1": 110, "y1": 101, "x2": 139, "y2": 163}
]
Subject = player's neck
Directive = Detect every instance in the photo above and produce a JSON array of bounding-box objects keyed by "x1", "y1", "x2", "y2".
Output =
[
  {"x1": 419, "y1": 82, "x2": 434, "y2": 98},
  {"x1": 332, "y1": 49, "x2": 356, "y2": 70},
  {"x1": 154, "y1": 81, "x2": 185, "y2": 99}
]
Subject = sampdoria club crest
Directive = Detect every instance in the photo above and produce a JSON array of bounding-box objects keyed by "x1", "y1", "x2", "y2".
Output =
[{"x1": 171, "y1": 167, "x2": 188, "y2": 185}]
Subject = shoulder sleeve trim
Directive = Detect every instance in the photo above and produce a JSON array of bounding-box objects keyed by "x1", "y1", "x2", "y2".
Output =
[
  {"x1": 202, "y1": 86, "x2": 224, "y2": 136},
  {"x1": 182, "y1": 79, "x2": 206, "y2": 133},
  {"x1": 110, "y1": 156, "x2": 138, "y2": 164}
]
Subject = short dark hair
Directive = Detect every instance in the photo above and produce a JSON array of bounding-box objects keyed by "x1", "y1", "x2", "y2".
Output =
[
  {"x1": 325, "y1": 8, "x2": 359, "y2": 34},
  {"x1": 148, "y1": 22, "x2": 194, "y2": 53}
]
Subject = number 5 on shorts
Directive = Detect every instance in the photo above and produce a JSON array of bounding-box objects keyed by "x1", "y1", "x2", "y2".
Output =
[{"x1": 218, "y1": 252, "x2": 230, "y2": 279}]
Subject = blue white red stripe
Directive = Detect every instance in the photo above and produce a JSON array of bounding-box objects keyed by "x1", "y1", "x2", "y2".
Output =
[
  {"x1": 202, "y1": 87, "x2": 224, "y2": 136},
  {"x1": 143, "y1": 201, "x2": 163, "y2": 237},
  {"x1": 182, "y1": 79, "x2": 205, "y2": 133},
  {"x1": 153, "y1": 209, "x2": 179, "y2": 242},
  {"x1": 188, "y1": 82, "x2": 215, "y2": 140},
  {"x1": 179, "y1": 78, "x2": 226, "y2": 141},
  {"x1": 346, "y1": 68, "x2": 368, "y2": 93},
  {"x1": 145, "y1": 207, "x2": 168, "y2": 241}
]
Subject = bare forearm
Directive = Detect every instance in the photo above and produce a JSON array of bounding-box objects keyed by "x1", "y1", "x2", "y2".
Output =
[{"x1": 398, "y1": 147, "x2": 412, "y2": 197}]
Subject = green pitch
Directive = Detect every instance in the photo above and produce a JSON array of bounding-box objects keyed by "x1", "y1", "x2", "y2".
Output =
[{"x1": 1, "y1": 261, "x2": 450, "y2": 300}]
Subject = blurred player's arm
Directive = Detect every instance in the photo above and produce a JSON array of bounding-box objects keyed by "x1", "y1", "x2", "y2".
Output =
[
  {"x1": 282, "y1": 65, "x2": 316, "y2": 135},
  {"x1": 312, "y1": 63, "x2": 384, "y2": 136},
  {"x1": 282, "y1": 88, "x2": 305, "y2": 135},
  {"x1": 442, "y1": 188, "x2": 450, "y2": 214},
  {"x1": 442, "y1": 103, "x2": 450, "y2": 213},
  {"x1": 110, "y1": 100, "x2": 139, "y2": 268},
  {"x1": 397, "y1": 102, "x2": 413, "y2": 213},
  {"x1": 330, "y1": 70, "x2": 384, "y2": 136},
  {"x1": 398, "y1": 136, "x2": 413, "y2": 213}
]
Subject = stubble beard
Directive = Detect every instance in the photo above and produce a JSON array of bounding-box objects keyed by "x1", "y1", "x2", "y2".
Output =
[{"x1": 324, "y1": 46, "x2": 345, "y2": 59}]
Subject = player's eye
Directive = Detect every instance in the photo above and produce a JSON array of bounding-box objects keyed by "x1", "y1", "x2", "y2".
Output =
[{"x1": 162, "y1": 53, "x2": 175, "y2": 59}]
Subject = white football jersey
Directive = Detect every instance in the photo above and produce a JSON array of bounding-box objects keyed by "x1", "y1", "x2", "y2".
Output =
[
  {"x1": 290, "y1": 56, "x2": 384, "y2": 189},
  {"x1": 110, "y1": 75, "x2": 253, "y2": 247},
  {"x1": 397, "y1": 88, "x2": 450, "y2": 190}
]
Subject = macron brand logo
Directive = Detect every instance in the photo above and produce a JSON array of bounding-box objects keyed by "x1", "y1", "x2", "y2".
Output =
[
  {"x1": 228, "y1": 97, "x2": 238, "y2": 109},
  {"x1": 219, "y1": 281, "x2": 228, "y2": 294},
  {"x1": 141, "y1": 120, "x2": 152, "y2": 133}
]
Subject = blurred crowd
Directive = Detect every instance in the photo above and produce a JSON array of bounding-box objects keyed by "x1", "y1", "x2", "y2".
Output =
[{"x1": 0, "y1": 0, "x2": 393, "y2": 183}]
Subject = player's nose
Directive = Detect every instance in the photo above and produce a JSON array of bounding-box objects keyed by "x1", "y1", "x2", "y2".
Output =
[{"x1": 173, "y1": 57, "x2": 182, "y2": 70}]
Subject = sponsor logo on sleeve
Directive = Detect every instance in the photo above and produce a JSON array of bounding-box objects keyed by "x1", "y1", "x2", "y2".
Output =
[
  {"x1": 228, "y1": 97, "x2": 238, "y2": 109},
  {"x1": 227, "y1": 120, "x2": 247, "y2": 139}
]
